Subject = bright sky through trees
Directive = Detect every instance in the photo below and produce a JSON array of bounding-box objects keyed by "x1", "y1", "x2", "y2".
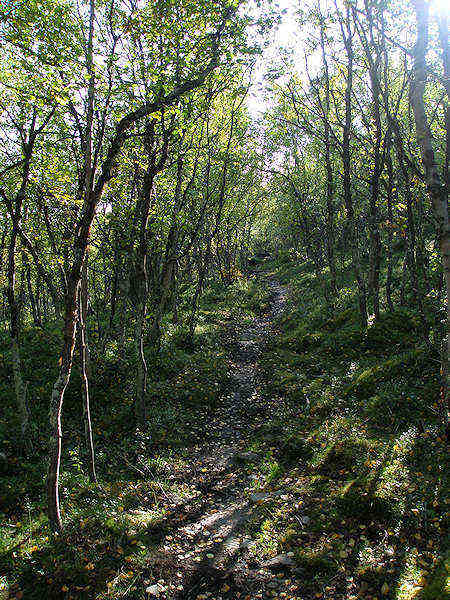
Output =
[
  {"x1": 248, "y1": 0, "x2": 450, "y2": 117},
  {"x1": 247, "y1": 0, "x2": 300, "y2": 116}
]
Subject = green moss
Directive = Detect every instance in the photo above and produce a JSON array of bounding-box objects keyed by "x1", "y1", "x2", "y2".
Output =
[
  {"x1": 345, "y1": 349, "x2": 427, "y2": 398},
  {"x1": 321, "y1": 308, "x2": 360, "y2": 331},
  {"x1": 418, "y1": 553, "x2": 450, "y2": 600},
  {"x1": 364, "y1": 309, "x2": 422, "y2": 351},
  {"x1": 294, "y1": 549, "x2": 336, "y2": 576},
  {"x1": 321, "y1": 325, "x2": 365, "y2": 354}
]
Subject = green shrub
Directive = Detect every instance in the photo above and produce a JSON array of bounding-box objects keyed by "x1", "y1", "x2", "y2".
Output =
[{"x1": 363, "y1": 309, "x2": 421, "y2": 351}]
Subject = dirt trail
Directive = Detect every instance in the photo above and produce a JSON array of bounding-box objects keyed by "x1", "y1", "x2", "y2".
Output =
[{"x1": 143, "y1": 277, "x2": 293, "y2": 600}]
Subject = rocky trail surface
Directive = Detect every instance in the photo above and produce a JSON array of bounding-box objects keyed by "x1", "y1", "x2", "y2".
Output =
[{"x1": 138, "y1": 277, "x2": 303, "y2": 600}]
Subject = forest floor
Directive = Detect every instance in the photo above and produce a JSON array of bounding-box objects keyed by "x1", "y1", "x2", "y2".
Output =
[
  {"x1": 1, "y1": 263, "x2": 448, "y2": 600},
  {"x1": 131, "y1": 275, "x2": 300, "y2": 600},
  {"x1": 120, "y1": 266, "x2": 447, "y2": 600}
]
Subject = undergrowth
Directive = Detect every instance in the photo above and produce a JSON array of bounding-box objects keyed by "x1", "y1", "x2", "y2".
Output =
[
  {"x1": 0, "y1": 273, "x2": 270, "y2": 600},
  {"x1": 241, "y1": 256, "x2": 448, "y2": 600}
]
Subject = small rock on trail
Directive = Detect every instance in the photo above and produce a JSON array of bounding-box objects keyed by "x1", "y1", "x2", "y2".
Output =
[{"x1": 261, "y1": 553, "x2": 295, "y2": 570}]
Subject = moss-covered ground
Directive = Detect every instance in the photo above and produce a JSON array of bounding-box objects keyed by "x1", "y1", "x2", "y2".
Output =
[{"x1": 0, "y1": 260, "x2": 448, "y2": 600}]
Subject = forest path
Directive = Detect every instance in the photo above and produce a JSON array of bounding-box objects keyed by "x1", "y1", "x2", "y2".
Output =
[{"x1": 142, "y1": 274, "x2": 295, "y2": 600}]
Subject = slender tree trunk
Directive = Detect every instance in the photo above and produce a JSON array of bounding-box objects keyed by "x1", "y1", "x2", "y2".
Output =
[
  {"x1": 108, "y1": 261, "x2": 119, "y2": 333},
  {"x1": 385, "y1": 144, "x2": 395, "y2": 311},
  {"x1": 131, "y1": 120, "x2": 170, "y2": 427},
  {"x1": 319, "y1": 7, "x2": 337, "y2": 296},
  {"x1": 46, "y1": 5, "x2": 233, "y2": 531},
  {"x1": 7, "y1": 231, "x2": 30, "y2": 451},
  {"x1": 394, "y1": 148, "x2": 424, "y2": 310},
  {"x1": 340, "y1": 7, "x2": 367, "y2": 325},
  {"x1": 188, "y1": 246, "x2": 208, "y2": 342},
  {"x1": 172, "y1": 261, "x2": 180, "y2": 325},
  {"x1": 24, "y1": 254, "x2": 39, "y2": 325},
  {"x1": 367, "y1": 127, "x2": 382, "y2": 320},
  {"x1": 47, "y1": 271, "x2": 80, "y2": 532},
  {"x1": 151, "y1": 157, "x2": 183, "y2": 342},
  {"x1": 78, "y1": 259, "x2": 96, "y2": 482},
  {"x1": 5, "y1": 136, "x2": 37, "y2": 453},
  {"x1": 135, "y1": 299, "x2": 148, "y2": 427},
  {"x1": 356, "y1": 1, "x2": 383, "y2": 320},
  {"x1": 48, "y1": 0, "x2": 96, "y2": 531},
  {"x1": 400, "y1": 253, "x2": 408, "y2": 307},
  {"x1": 411, "y1": 0, "x2": 449, "y2": 428}
]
